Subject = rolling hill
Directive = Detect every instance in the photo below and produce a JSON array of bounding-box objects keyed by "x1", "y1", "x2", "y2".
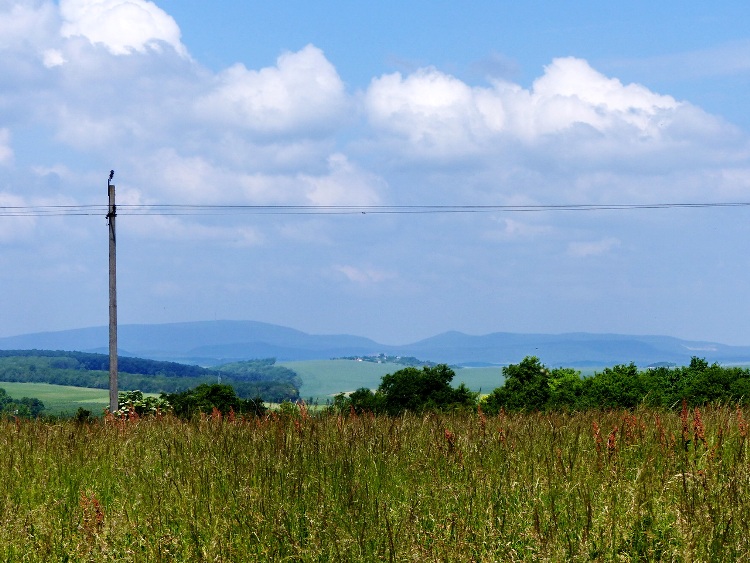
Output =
[{"x1": 2, "y1": 320, "x2": 750, "y2": 367}]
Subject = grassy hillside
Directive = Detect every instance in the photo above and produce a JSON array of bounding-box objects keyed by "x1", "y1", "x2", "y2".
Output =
[
  {"x1": 282, "y1": 359, "x2": 506, "y2": 401},
  {"x1": 0, "y1": 382, "x2": 109, "y2": 416},
  {"x1": 0, "y1": 351, "x2": 300, "y2": 402}
]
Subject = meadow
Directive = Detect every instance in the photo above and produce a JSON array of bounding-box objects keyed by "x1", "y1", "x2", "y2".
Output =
[
  {"x1": 0, "y1": 382, "x2": 109, "y2": 416},
  {"x1": 282, "y1": 359, "x2": 505, "y2": 401},
  {"x1": 1, "y1": 405, "x2": 749, "y2": 561}
]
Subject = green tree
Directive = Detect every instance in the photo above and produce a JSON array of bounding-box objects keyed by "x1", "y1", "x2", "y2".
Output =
[
  {"x1": 377, "y1": 364, "x2": 476, "y2": 415},
  {"x1": 580, "y1": 363, "x2": 644, "y2": 409},
  {"x1": 0, "y1": 387, "x2": 45, "y2": 418},
  {"x1": 163, "y1": 384, "x2": 267, "y2": 418},
  {"x1": 349, "y1": 387, "x2": 383, "y2": 414},
  {"x1": 482, "y1": 357, "x2": 551, "y2": 413},
  {"x1": 680, "y1": 357, "x2": 748, "y2": 406},
  {"x1": 547, "y1": 367, "x2": 584, "y2": 409}
]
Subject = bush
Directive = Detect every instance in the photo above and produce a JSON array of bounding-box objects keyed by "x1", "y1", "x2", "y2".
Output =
[
  {"x1": 377, "y1": 364, "x2": 477, "y2": 415},
  {"x1": 162, "y1": 384, "x2": 267, "y2": 419}
]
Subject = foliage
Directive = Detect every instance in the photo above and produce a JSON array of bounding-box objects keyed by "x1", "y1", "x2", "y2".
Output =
[
  {"x1": 379, "y1": 364, "x2": 478, "y2": 414},
  {"x1": 482, "y1": 355, "x2": 750, "y2": 413},
  {"x1": 115, "y1": 390, "x2": 172, "y2": 418},
  {"x1": 1, "y1": 407, "x2": 750, "y2": 560},
  {"x1": 331, "y1": 365, "x2": 478, "y2": 415},
  {"x1": 162, "y1": 384, "x2": 267, "y2": 419},
  {"x1": 0, "y1": 386, "x2": 45, "y2": 418},
  {"x1": 0, "y1": 350, "x2": 300, "y2": 403},
  {"x1": 482, "y1": 356, "x2": 551, "y2": 412}
]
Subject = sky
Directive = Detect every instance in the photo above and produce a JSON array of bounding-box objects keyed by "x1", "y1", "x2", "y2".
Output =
[{"x1": 1, "y1": 1, "x2": 750, "y2": 346}]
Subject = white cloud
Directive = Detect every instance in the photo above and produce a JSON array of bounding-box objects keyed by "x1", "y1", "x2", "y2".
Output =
[
  {"x1": 194, "y1": 45, "x2": 349, "y2": 137},
  {"x1": 364, "y1": 56, "x2": 733, "y2": 162},
  {"x1": 300, "y1": 153, "x2": 383, "y2": 206},
  {"x1": 365, "y1": 67, "x2": 485, "y2": 152},
  {"x1": 483, "y1": 218, "x2": 553, "y2": 241},
  {"x1": 0, "y1": 192, "x2": 36, "y2": 243},
  {"x1": 127, "y1": 214, "x2": 264, "y2": 247},
  {"x1": 59, "y1": 0, "x2": 187, "y2": 57},
  {"x1": 0, "y1": 1, "x2": 58, "y2": 51},
  {"x1": 129, "y1": 148, "x2": 385, "y2": 213},
  {"x1": 42, "y1": 48, "x2": 65, "y2": 67},
  {"x1": 567, "y1": 237, "x2": 620, "y2": 258},
  {"x1": 522, "y1": 57, "x2": 677, "y2": 138},
  {"x1": 334, "y1": 265, "x2": 396, "y2": 285},
  {"x1": 0, "y1": 129, "x2": 13, "y2": 164}
]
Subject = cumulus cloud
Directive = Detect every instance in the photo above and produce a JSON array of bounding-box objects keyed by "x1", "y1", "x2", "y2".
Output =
[
  {"x1": 300, "y1": 154, "x2": 383, "y2": 206},
  {"x1": 42, "y1": 48, "x2": 66, "y2": 67},
  {"x1": 194, "y1": 45, "x2": 349, "y2": 137},
  {"x1": 363, "y1": 56, "x2": 739, "y2": 167},
  {"x1": 365, "y1": 68, "x2": 486, "y2": 153},
  {"x1": 59, "y1": 0, "x2": 187, "y2": 57},
  {"x1": 133, "y1": 148, "x2": 385, "y2": 210},
  {"x1": 528, "y1": 57, "x2": 677, "y2": 135},
  {"x1": 0, "y1": 0, "x2": 746, "y2": 252},
  {"x1": 0, "y1": 1, "x2": 58, "y2": 51}
]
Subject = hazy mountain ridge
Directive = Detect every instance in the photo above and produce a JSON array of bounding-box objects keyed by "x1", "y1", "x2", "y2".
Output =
[{"x1": 1, "y1": 321, "x2": 750, "y2": 366}]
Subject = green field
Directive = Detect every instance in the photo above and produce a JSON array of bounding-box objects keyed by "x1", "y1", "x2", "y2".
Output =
[
  {"x1": 0, "y1": 382, "x2": 109, "y2": 416},
  {"x1": 282, "y1": 359, "x2": 506, "y2": 402},
  {"x1": 0, "y1": 382, "x2": 165, "y2": 417}
]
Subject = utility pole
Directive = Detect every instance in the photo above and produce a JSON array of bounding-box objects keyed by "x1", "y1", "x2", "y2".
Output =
[{"x1": 107, "y1": 170, "x2": 118, "y2": 414}]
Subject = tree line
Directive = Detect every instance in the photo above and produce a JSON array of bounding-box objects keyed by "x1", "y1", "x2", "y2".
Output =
[
  {"x1": 0, "y1": 387, "x2": 44, "y2": 418},
  {"x1": 333, "y1": 356, "x2": 750, "y2": 415},
  {"x1": 0, "y1": 352, "x2": 300, "y2": 403},
  {"x1": 481, "y1": 356, "x2": 750, "y2": 414}
]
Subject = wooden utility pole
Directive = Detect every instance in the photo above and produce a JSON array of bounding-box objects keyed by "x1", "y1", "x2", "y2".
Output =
[{"x1": 107, "y1": 170, "x2": 118, "y2": 414}]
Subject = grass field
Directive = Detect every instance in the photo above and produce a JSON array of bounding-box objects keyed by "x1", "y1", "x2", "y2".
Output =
[
  {"x1": 282, "y1": 359, "x2": 506, "y2": 402},
  {"x1": 0, "y1": 382, "x2": 110, "y2": 416},
  {"x1": 1, "y1": 406, "x2": 749, "y2": 560}
]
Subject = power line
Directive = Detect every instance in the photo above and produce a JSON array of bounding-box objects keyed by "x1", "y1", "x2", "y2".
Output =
[{"x1": 2, "y1": 201, "x2": 750, "y2": 217}]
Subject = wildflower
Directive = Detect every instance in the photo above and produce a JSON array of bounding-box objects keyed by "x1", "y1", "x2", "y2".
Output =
[
  {"x1": 655, "y1": 414, "x2": 667, "y2": 450},
  {"x1": 593, "y1": 421, "x2": 603, "y2": 457},
  {"x1": 444, "y1": 429, "x2": 456, "y2": 451},
  {"x1": 681, "y1": 399, "x2": 691, "y2": 448},
  {"x1": 738, "y1": 407, "x2": 747, "y2": 438},
  {"x1": 607, "y1": 426, "x2": 618, "y2": 457},
  {"x1": 693, "y1": 407, "x2": 707, "y2": 448}
]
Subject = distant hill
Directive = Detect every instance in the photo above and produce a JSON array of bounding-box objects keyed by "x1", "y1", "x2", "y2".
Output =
[
  {"x1": 0, "y1": 349, "x2": 299, "y2": 402},
  {"x1": 2, "y1": 320, "x2": 750, "y2": 367}
]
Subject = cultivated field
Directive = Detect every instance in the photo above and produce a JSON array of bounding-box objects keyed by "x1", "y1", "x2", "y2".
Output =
[
  {"x1": 0, "y1": 382, "x2": 109, "y2": 416},
  {"x1": 282, "y1": 359, "x2": 505, "y2": 401},
  {"x1": 1, "y1": 405, "x2": 748, "y2": 560}
]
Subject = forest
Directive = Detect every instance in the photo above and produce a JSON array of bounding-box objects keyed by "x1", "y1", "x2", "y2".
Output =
[{"x1": 0, "y1": 351, "x2": 300, "y2": 403}]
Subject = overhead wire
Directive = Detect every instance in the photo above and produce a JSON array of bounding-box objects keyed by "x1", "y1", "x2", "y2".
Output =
[{"x1": 2, "y1": 201, "x2": 750, "y2": 217}]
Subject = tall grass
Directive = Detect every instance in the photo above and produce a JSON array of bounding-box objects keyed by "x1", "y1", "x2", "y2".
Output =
[{"x1": 1, "y1": 405, "x2": 749, "y2": 561}]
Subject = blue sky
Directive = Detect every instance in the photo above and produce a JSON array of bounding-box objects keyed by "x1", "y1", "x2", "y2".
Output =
[{"x1": 1, "y1": 1, "x2": 750, "y2": 346}]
